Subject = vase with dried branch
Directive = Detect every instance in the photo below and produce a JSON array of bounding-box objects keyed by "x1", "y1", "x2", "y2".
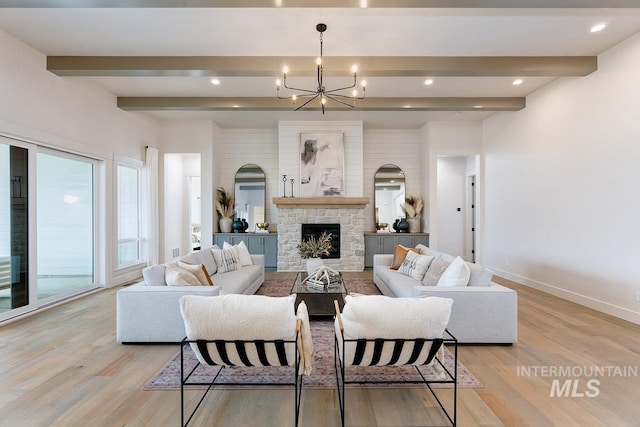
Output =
[
  {"x1": 402, "y1": 196, "x2": 424, "y2": 233},
  {"x1": 298, "y1": 232, "x2": 333, "y2": 275},
  {"x1": 216, "y1": 187, "x2": 235, "y2": 233}
]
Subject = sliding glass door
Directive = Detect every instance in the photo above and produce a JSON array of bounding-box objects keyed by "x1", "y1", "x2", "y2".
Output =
[
  {"x1": 0, "y1": 140, "x2": 30, "y2": 317},
  {"x1": 37, "y1": 150, "x2": 96, "y2": 303}
]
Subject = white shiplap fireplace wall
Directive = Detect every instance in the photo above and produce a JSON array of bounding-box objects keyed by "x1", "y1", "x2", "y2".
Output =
[{"x1": 276, "y1": 121, "x2": 365, "y2": 271}]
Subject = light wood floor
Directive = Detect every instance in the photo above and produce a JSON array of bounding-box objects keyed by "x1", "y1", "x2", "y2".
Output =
[{"x1": 1, "y1": 271, "x2": 639, "y2": 426}]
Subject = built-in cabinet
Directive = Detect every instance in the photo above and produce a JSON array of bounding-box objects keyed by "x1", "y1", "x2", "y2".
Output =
[
  {"x1": 364, "y1": 232, "x2": 430, "y2": 268},
  {"x1": 213, "y1": 233, "x2": 278, "y2": 268}
]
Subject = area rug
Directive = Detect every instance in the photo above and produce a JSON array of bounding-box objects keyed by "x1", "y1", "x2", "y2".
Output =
[{"x1": 144, "y1": 279, "x2": 482, "y2": 390}]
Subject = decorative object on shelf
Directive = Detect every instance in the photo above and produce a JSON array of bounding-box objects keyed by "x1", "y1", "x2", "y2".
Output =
[
  {"x1": 376, "y1": 222, "x2": 389, "y2": 232},
  {"x1": 397, "y1": 217, "x2": 410, "y2": 233},
  {"x1": 282, "y1": 174, "x2": 288, "y2": 197},
  {"x1": 242, "y1": 218, "x2": 249, "y2": 232},
  {"x1": 255, "y1": 222, "x2": 269, "y2": 233},
  {"x1": 298, "y1": 231, "x2": 332, "y2": 275},
  {"x1": 232, "y1": 218, "x2": 245, "y2": 233},
  {"x1": 216, "y1": 186, "x2": 234, "y2": 233},
  {"x1": 276, "y1": 23, "x2": 366, "y2": 114},
  {"x1": 402, "y1": 196, "x2": 424, "y2": 233},
  {"x1": 392, "y1": 219, "x2": 399, "y2": 232},
  {"x1": 290, "y1": 178, "x2": 295, "y2": 197}
]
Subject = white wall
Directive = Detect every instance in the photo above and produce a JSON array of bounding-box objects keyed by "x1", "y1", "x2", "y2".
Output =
[
  {"x1": 483, "y1": 32, "x2": 640, "y2": 324},
  {"x1": 0, "y1": 29, "x2": 158, "y2": 288},
  {"x1": 364, "y1": 129, "x2": 423, "y2": 233}
]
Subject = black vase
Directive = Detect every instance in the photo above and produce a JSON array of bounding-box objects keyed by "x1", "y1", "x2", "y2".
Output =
[
  {"x1": 242, "y1": 219, "x2": 249, "y2": 232},
  {"x1": 397, "y1": 218, "x2": 409, "y2": 233},
  {"x1": 232, "y1": 218, "x2": 244, "y2": 233},
  {"x1": 392, "y1": 219, "x2": 399, "y2": 232}
]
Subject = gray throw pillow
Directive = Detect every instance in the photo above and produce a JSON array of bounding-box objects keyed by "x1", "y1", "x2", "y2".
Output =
[
  {"x1": 466, "y1": 262, "x2": 493, "y2": 286},
  {"x1": 421, "y1": 258, "x2": 450, "y2": 286},
  {"x1": 142, "y1": 264, "x2": 167, "y2": 286}
]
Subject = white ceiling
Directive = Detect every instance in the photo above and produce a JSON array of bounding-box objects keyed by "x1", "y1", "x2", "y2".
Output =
[{"x1": 1, "y1": 4, "x2": 640, "y2": 128}]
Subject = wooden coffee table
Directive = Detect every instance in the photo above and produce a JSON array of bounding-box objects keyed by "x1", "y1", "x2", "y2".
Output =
[{"x1": 291, "y1": 271, "x2": 347, "y2": 316}]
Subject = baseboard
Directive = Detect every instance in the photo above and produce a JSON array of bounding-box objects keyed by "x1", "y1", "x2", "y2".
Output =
[{"x1": 489, "y1": 267, "x2": 640, "y2": 326}]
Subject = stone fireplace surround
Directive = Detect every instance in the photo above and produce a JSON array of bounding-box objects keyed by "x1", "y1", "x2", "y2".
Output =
[{"x1": 274, "y1": 197, "x2": 369, "y2": 271}]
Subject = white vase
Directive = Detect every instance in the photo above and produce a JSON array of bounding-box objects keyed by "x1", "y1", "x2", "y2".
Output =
[
  {"x1": 306, "y1": 258, "x2": 324, "y2": 275},
  {"x1": 407, "y1": 217, "x2": 420, "y2": 233},
  {"x1": 219, "y1": 217, "x2": 233, "y2": 233}
]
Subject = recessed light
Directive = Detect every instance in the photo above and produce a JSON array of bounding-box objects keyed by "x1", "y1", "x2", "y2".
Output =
[
  {"x1": 512, "y1": 79, "x2": 523, "y2": 86},
  {"x1": 474, "y1": 105, "x2": 483, "y2": 109},
  {"x1": 210, "y1": 78, "x2": 220, "y2": 85},
  {"x1": 360, "y1": 0, "x2": 367, "y2": 7},
  {"x1": 590, "y1": 23, "x2": 607, "y2": 33},
  {"x1": 404, "y1": 105, "x2": 412, "y2": 109},
  {"x1": 424, "y1": 78, "x2": 434, "y2": 86}
]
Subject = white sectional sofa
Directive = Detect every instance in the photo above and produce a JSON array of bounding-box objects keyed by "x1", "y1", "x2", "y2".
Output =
[
  {"x1": 373, "y1": 246, "x2": 517, "y2": 344},
  {"x1": 117, "y1": 246, "x2": 265, "y2": 343}
]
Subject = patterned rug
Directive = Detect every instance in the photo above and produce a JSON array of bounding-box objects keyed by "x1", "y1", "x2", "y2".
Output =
[{"x1": 144, "y1": 279, "x2": 482, "y2": 390}]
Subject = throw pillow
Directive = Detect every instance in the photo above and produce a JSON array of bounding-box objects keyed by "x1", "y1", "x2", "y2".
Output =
[
  {"x1": 437, "y1": 256, "x2": 471, "y2": 287},
  {"x1": 181, "y1": 249, "x2": 217, "y2": 275},
  {"x1": 142, "y1": 264, "x2": 166, "y2": 286},
  {"x1": 223, "y1": 240, "x2": 253, "y2": 267},
  {"x1": 421, "y1": 258, "x2": 450, "y2": 286},
  {"x1": 466, "y1": 262, "x2": 493, "y2": 286},
  {"x1": 165, "y1": 264, "x2": 202, "y2": 286},
  {"x1": 211, "y1": 247, "x2": 239, "y2": 274},
  {"x1": 178, "y1": 261, "x2": 214, "y2": 286},
  {"x1": 390, "y1": 244, "x2": 412, "y2": 270},
  {"x1": 398, "y1": 251, "x2": 434, "y2": 281},
  {"x1": 414, "y1": 243, "x2": 442, "y2": 259}
]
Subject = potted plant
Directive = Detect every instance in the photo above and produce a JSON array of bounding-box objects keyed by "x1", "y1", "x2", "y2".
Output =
[
  {"x1": 216, "y1": 187, "x2": 234, "y2": 233},
  {"x1": 298, "y1": 232, "x2": 332, "y2": 275},
  {"x1": 402, "y1": 196, "x2": 424, "y2": 233}
]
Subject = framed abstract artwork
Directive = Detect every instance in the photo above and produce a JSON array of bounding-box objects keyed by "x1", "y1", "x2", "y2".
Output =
[{"x1": 300, "y1": 133, "x2": 344, "y2": 197}]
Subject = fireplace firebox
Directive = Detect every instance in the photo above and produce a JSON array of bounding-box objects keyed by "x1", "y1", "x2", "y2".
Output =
[{"x1": 301, "y1": 223, "x2": 341, "y2": 259}]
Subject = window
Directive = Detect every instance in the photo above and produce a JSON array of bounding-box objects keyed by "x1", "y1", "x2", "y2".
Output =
[{"x1": 117, "y1": 161, "x2": 141, "y2": 267}]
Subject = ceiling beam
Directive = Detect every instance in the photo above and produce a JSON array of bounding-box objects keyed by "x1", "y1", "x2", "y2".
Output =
[
  {"x1": 2, "y1": 0, "x2": 639, "y2": 8},
  {"x1": 48, "y1": 56, "x2": 597, "y2": 77},
  {"x1": 117, "y1": 96, "x2": 525, "y2": 111}
]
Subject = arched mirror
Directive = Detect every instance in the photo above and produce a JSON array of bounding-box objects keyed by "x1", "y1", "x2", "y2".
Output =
[
  {"x1": 374, "y1": 164, "x2": 405, "y2": 231},
  {"x1": 234, "y1": 164, "x2": 266, "y2": 232}
]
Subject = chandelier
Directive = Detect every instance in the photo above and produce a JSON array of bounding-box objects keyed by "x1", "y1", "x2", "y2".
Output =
[{"x1": 276, "y1": 23, "x2": 366, "y2": 114}]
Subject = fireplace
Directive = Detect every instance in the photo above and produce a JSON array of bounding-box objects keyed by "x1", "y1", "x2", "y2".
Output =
[{"x1": 301, "y1": 223, "x2": 341, "y2": 259}]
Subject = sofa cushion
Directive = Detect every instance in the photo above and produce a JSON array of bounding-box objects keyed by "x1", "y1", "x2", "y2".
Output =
[
  {"x1": 165, "y1": 264, "x2": 203, "y2": 286},
  {"x1": 213, "y1": 264, "x2": 263, "y2": 294},
  {"x1": 178, "y1": 261, "x2": 213, "y2": 286},
  {"x1": 437, "y1": 256, "x2": 471, "y2": 287},
  {"x1": 181, "y1": 249, "x2": 217, "y2": 275},
  {"x1": 211, "y1": 247, "x2": 239, "y2": 273},
  {"x1": 398, "y1": 251, "x2": 434, "y2": 281},
  {"x1": 223, "y1": 240, "x2": 253, "y2": 267},
  {"x1": 421, "y1": 258, "x2": 450, "y2": 286},
  {"x1": 466, "y1": 262, "x2": 493, "y2": 286},
  {"x1": 142, "y1": 264, "x2": 166, "y2": 286},
  {"x1": 414, "y1": 243, "x2": 442, "y2": 259}
]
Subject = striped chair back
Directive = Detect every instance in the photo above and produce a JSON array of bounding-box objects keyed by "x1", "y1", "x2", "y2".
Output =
[
  {"x1": 340, "y1": 337, "x2": 443, "y2": 367},
  {"x1": 190, "y1": 338, "x2": 297, "y2": 367}
]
